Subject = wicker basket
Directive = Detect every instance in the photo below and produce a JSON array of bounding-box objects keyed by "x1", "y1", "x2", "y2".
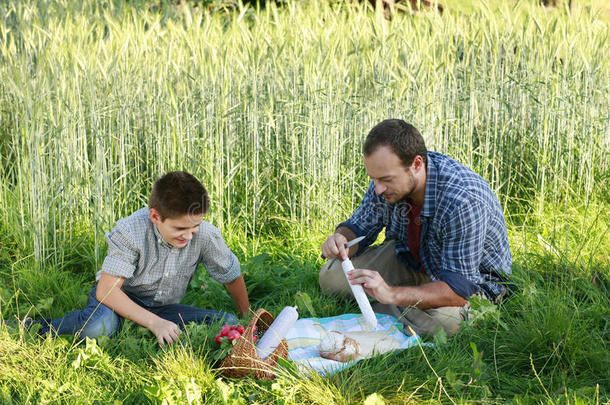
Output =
[{"x1": 219, "y1": 308, "x2": 289, "y2": 380}]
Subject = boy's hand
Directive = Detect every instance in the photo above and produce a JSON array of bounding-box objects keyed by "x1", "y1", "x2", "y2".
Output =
[
  {"x1": 97, "y1": 273, "x2": 183, "y2": 346},
  {"x1": 150, "y1": 317, "x2": 181, "y2": 346}
]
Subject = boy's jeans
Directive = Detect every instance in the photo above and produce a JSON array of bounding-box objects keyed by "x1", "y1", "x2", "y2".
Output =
[{"x1": 38, "y1": 284, "x2": 237, "y2": 339}]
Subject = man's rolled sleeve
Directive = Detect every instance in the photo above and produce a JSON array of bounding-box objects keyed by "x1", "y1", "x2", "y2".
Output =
[
  {"x1": 434, "y1": 271, "x2": 480, "y2": 299},
  {"x1": 200, "y1": 225, "x2": 241, "y2": 284},
  {"x1": 100, "y1": 227, "x2": 139, "y2": 279},
  {"x1": 339, "y1": 181, "x2": 387, "y2": 256},
  {"x1": 437, "y1": 199, "x2": 488, "y2": 299}
]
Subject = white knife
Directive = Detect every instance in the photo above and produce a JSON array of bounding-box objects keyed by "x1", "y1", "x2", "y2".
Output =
[{"x1": 344, "y1": 235, "x2": 365, "y2": 249}]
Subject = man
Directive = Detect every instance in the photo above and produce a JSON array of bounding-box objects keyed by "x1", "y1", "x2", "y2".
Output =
[{"x1": 320, "y1": 119, "x2": 511, "y2": 336}]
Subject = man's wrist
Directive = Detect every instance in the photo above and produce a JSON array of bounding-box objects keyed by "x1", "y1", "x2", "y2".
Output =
[
  {"x1": 387, "y1": 285, "x2": 399, "y2": 305},
  {"x1": 144, "y1": 312, "x2": 163, "y2": 330},
  {"x1": 334, "y1": 226, "x2": 357, "y2": 241}
]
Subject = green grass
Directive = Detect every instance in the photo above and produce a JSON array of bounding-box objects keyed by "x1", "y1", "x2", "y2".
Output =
[
  {"x1": 0, "y1": 0, "x2": 609, "y2": 403},
  {"x1": 1, "y1": 228, "x2": 608, "y2": 403}
]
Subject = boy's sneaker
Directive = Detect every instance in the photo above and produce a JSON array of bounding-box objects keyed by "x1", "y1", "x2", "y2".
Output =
[
  {"x1": 21, "y1": 317, "x2": 35, "y2": 329},
  {"x1": 3, "y1": 316, "x2": 36, "y2": 331}
]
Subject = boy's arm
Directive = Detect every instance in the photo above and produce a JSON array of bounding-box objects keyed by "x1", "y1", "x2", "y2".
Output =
[
  {"x1": 96, "y1": 272, "x2": 181, "y2": 346},
  {"x1": 198, "y1": 223, "x2": 249, "y2": 317},
  {"x1": 224, "y1": 275, "x2": 250, "y2": 318}
]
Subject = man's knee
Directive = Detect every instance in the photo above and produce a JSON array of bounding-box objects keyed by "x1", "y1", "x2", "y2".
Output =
[
  {"x1": 403, "y1": 306, "x2": 466, "y2": 337},
  {"x1": 319, "y1": 259, "x2": 351, "y2": 296}
]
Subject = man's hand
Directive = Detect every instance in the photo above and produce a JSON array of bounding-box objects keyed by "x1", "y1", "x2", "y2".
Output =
[
  {"x1": 348, "y1": 269, "x2": 396, "y2": 304},
  {"x1": 149, "y1": 317, "x2": 181, "y2": 347},
  {"x1": 321, "y1": 233, "x2": 349, "y2": 260}
]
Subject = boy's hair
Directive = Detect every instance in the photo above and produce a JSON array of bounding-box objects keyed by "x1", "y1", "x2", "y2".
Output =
[
  {"x1": 148, "y1": 171, "x2": 209, "y2": 220},
  {"x1": 363, "y1": 119, "x2": 427, "y2": 167}
]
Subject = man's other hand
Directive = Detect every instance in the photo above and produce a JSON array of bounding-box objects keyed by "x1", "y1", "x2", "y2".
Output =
[{"x1": 348, "y1": 269, "x2": 395, "y2": 304}]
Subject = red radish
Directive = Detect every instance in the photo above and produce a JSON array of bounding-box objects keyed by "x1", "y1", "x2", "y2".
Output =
[
  {"x1": 227, "y1": 330, "x2": 241, "y2": 341},
  {"x1": 220, "y1": 325, "x2": 232, "y2": 336},
  {"x1": 253, "y1": 336, "x2": 258, "y2": 343},
  {"x1": 215, "y1": 334, "x2": 222, "y2": 344},
  {"x1": 236, "y1": 325, "x2": 245, "y2": 334}
]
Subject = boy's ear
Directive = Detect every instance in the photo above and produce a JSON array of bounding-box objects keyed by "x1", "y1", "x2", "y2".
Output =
[{"x1": 149, "y1": 208, "x2": 163, "y2": 225}]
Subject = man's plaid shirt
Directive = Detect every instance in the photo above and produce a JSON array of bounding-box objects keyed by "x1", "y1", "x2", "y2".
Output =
[
  {"x1": 339, "y1": 152, "x2": 512, "y2": 300},
  {"x1": 96, "y1": 208, "x2": 241, "y2": 306}
]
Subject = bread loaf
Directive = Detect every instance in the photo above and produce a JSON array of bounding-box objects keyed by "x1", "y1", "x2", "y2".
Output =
[
  {"x1": 319, "y1": 330, "x2": 401, "y2": 362},
  {"x1": 320, "y1": 331, "x2": 359, "y2": 362}
]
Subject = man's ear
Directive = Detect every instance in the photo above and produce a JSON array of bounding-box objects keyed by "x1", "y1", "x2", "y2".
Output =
[
  {"x1": 412, "y1": 155, "x2": 424, "y2": 171},
  {"x1": 149, "y1": 208, "x2": 163, "y2": 225}
]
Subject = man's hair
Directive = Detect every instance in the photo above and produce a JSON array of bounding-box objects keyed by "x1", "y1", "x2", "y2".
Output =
[
  {"x1": 148, "y1": 171, "x2": 209, "y2": 220},
  {"x1": 363, "y1": 119, "x2": 427, "y2": 167}
]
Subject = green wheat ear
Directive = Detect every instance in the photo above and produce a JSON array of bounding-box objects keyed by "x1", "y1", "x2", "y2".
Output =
[{"x1": 0, "y1": 0, "x2": 607, "y2": 265}]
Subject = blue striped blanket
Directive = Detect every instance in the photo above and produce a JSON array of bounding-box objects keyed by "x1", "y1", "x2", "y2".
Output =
[{"x1": 285, "y1": 313, "x2": 421, "y2": 376}]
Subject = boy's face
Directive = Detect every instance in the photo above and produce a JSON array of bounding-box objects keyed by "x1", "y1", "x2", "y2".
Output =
[{"x1": 149, "y1": 209, "x2": 203, "y2": 248}]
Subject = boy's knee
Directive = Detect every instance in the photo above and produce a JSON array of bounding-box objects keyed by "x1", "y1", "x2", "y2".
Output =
[
  {"x1": 218, "y1": 312, "x2": 238, "y2": 325},
  {"x1": 79, "y1": 309, "x2": 120, "y2": 338},
  {"x1": 193, "y1": 310, "x2": 238, "y2": 326}
]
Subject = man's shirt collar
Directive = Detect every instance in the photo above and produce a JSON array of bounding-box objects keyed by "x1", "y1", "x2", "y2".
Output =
[{"x1": 421, "y1": 153, "x2": 437, "y2": 219}]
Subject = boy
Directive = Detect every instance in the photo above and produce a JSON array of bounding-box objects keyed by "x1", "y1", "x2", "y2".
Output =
[{"x1": 36, "y1": 171, "x2": 249, "y2": 346}]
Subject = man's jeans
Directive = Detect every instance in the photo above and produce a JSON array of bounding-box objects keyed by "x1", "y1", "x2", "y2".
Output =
[{"x1": 39, "y1": 284, "x2": 237, "y2": 338}]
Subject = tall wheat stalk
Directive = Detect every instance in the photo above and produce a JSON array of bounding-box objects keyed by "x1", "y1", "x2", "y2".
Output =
[{"x1": 0, "y1": 0, "x2": 607, "y2": 264}]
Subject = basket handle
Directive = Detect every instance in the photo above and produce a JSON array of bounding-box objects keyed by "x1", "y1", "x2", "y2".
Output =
[{"x1": 231, "y1": 308, "x2": 274, "y2": 354}]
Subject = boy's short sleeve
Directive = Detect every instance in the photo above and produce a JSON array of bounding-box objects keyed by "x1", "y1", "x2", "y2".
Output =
[
  {"x1": 100, "y1": 226, "x2": 139, "y2": 279},
  {"x1": 200, "y1": 224, "x2": 241, "y2": 284}
]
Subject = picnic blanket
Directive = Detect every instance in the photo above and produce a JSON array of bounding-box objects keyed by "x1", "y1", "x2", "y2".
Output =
[{"x1": 285, "y1": 313, "x2": 421, "y2": 376}]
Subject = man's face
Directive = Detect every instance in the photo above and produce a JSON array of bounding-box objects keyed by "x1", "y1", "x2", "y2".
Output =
[
  {"x1": 149, "y1": 209, "x2": 203, "y2": 248},
  {"x1": 363, "y1": 145, "x2": 422, "y2": 204}
]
